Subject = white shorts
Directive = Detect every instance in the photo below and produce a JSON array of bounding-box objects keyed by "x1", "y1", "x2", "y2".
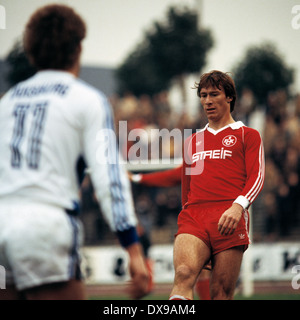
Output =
[{"x1": 0, "y1": 202, "x2": 83, "y2": 290}]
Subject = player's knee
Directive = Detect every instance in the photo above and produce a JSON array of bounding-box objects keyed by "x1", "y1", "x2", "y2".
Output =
[
  {"x1": 210, "y1": 282, "x2": 234, "y2": 300},
  {"x1": 175, "y1": 264, "x2": 197, "y2": 285}
]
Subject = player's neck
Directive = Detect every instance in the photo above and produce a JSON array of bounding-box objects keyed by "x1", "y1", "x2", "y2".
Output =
[
  {"x1": 208, "y1": 114, "x2": 235, "y2": 131},
  {"x1": 66, "y1": 52, "x2": 81, "y2": 77},
  {"x1": 67, "y1": 61, "x2": 80, "y2": 77}
]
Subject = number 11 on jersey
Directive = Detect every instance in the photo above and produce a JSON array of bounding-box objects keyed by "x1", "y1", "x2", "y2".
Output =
[{"x1": 10, "y1": 101, "x2": 48, "y2": 169}]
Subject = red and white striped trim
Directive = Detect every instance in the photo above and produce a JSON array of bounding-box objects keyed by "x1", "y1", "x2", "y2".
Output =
[{"x1": 245, "y1": 140, "x2": 265, "y2": 203}]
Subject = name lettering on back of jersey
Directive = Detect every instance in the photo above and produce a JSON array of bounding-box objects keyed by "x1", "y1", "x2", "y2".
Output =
[
  {"x1": 11, "y1": 83, "x2": 69, "y2": 98},
  {"x1": 192, "y1": 148, "x2": 232, "y2": 163}
]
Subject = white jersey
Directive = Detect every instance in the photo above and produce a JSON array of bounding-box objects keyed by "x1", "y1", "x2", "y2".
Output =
[{"x1": 0, "y1": 70, "x2": 136, "y2": 232}]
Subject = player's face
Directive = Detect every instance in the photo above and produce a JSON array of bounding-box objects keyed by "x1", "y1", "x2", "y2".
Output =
[{"x1": 199, "y1": 86, "x2": 232, "y2": 122}]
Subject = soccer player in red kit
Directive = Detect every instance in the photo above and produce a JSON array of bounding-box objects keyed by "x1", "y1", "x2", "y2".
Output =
[
  {"x1": 130, "y1": 166, "x2": 211, "y2": 300},
  {"x1": 169, "y1": 70, "x2": 265, "y2": 300}
]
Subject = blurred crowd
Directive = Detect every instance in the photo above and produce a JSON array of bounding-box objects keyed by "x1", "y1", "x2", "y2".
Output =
[
  {"x1": 111, "y1": 91, "x2": 197, "y2": 162},
  {"x1": 259, "y1": 91, "x2": 300, "y2": 240},
  {"x1": 81, "y1": 88, "x2": 300, "y2": 245}
]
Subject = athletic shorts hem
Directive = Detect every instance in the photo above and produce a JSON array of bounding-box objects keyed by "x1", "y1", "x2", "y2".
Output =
[
  {"x1": 16, "y1": 275, "x2": 71, "y2": 291},
  {"x1": 175, "y1": 230, "x2": 211, "y2": 251},
  {"x1": 212, "y1": 241, "x2": 249, "y2": 256},
  {"x1": 175, "y1": 230, "x2": 249, "y2": 256}
]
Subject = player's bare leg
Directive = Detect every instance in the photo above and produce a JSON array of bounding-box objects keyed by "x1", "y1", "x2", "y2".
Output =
[
  {"x1": 210, "y1": 245, "x2": 244, "y2": 300},
  {"x1": 170, "y1": 234, "x2": 211, "y2": 300},
  {"x1": 22, "y1": 279, "x2": 86, "y2": 300}
]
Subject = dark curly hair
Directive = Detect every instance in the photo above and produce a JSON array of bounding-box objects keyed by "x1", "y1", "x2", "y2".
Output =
[
  {"x1": 195, "y1": 70, "x2": 237, "y2": 112},
  {"x1": 24, "y1": 4, "x2": 86, "y2": 70}
]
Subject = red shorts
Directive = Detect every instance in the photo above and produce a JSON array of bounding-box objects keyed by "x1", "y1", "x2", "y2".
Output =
[{"x1": 176, "y1": 201, "x2": 250, "y2": 255}]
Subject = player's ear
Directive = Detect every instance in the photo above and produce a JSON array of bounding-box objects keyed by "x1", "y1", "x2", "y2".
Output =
[{"x1": 226, "y1": 96, "x2": 233, "y2": 104}]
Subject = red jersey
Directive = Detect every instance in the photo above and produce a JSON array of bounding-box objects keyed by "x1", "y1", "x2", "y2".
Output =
[{"x1": 182, "y1": 121, "x2": 265, "y2": 209}]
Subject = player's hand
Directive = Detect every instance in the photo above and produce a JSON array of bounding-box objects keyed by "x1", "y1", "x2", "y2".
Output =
[
  {"x1": 127, "y1": 172, "x2": 142, "y2": 184},
  {"x1": 127, "y1": 172, "x2": 133, "y2": 181},
  {"x1": 126, "y1": 243, "x2": 150, "y2": 299},
  {"x1": 218, "y1": 203, "x2": 243, "y2": 235}
]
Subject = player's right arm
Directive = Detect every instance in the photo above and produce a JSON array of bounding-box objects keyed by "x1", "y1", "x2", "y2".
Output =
[
  {"x1": 181, "y1": 134, "x2": 194, "y2": 208},
  {"x1": 130, "y1": 165, "x2": 182, "y2": 187}
]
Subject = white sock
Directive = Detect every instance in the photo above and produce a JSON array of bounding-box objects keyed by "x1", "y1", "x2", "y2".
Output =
[{"x1": 169, "y1": 294, "x2": 189, "y2": 300}]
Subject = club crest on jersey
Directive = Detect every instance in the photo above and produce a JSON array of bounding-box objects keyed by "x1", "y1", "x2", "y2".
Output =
[{"x1": 222, "y1": 135, "x2": 237, "y2": 147}]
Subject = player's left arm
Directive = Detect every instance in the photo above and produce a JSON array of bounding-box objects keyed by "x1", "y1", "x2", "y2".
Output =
[
  {"x1": 234, "y1": 128, "x2": 265, "y2": 209},
  {"x1": 218, "y1": 129, "x2": 265, "y2": 235},
  {"x1": 82, "y1": 93, "x2": 138, "y2": 241},
  {"x1": 83, "y1": 93, "x2": 150, "y2": 298}
]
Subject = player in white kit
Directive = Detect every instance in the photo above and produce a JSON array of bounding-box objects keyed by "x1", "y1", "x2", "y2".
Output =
[{"x1": 0, "y1": 4, "x2": 149, "y2": 300}]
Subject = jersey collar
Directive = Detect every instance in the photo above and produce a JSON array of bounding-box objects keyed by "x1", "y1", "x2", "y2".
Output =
[{"x1": 204, "y1": 121, "x2": 245, "y2": 135}]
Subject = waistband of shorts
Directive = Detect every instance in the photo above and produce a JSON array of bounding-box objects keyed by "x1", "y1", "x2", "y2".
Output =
[{"x1": 0, "y1": 198, "x2": 80, "y2": 216}]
